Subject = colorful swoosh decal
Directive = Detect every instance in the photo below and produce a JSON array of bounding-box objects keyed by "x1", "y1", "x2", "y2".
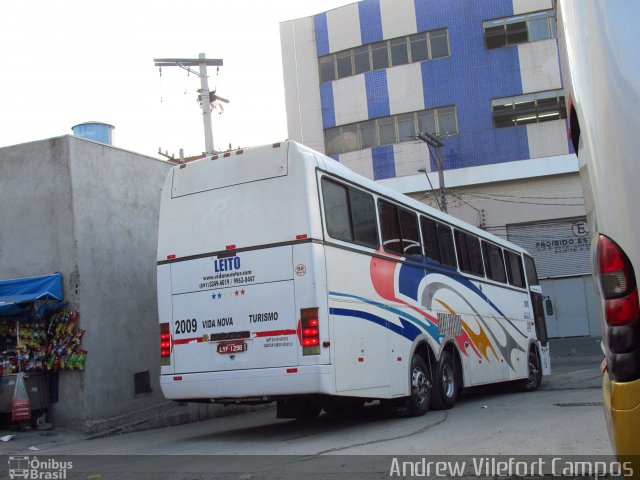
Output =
[
  {"x1": 328, "y1": 253, "x2": 530, "y2": 371},
  {"x1": 329, "y1": 291, "x2": 440, "y2": 341},
  {"x1": 329, "y1": 308, "x2": 422, "y2": 341}
]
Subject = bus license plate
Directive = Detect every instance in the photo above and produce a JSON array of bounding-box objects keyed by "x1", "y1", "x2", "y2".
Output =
[{"x1": 217, "y1": 341, "x2": 247, "y2": 354}]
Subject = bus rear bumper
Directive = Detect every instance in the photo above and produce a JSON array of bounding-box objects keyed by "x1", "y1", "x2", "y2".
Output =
[
  {"x1": 603, "y1": 372, "x2": 640, "y2": 459},
  {"x1": 160, "y1": 365, "x2": 335, "y2": 401}
]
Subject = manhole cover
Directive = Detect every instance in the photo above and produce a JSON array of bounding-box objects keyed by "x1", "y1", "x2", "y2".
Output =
[{"x1": 554, "y1": 401, "x2": 603, "y2": 407}]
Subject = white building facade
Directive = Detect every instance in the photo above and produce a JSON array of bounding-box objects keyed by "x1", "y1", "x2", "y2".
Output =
[{"x1": 280, "y1": 0, "x2": 599, "y2": 337}]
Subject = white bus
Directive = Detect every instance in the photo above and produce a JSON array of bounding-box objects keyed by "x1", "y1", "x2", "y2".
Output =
[
  {"x1": 556, "y1": 0, "x2": 640, "y2": 458},
  {"x1": 157, "y1": 141, "x2": 550, "y2": 419}
]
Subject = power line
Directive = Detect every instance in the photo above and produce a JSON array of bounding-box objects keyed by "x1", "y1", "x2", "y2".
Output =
[
  {"x1": 463, "y1": 191, "x2": 584, "y2": 200},
  {"x1": 462, "y1": 192, "x2": 584, "y2": 207}
]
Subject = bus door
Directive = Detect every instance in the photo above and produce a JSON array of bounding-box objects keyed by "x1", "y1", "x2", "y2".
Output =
[{"x1": 524, "y1": 255, "x2": 551, "y2": 375}]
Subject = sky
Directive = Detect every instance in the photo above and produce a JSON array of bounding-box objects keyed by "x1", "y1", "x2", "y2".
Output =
[{"x1": 0, "y1": 0, "x2": 353, "y2": 159}]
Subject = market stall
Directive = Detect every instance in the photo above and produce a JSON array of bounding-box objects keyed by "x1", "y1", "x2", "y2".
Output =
[{"x1": 0, "y1": 273, "x2": 86, "y2": 427}]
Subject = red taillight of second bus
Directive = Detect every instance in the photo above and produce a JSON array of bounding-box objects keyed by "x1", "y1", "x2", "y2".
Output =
[
  {"x1": 598, "y1": 235, "x2": 639, "y2": 326},
  {"x1": 301, "y1": 308, "x2": 320, "y2": 355},
  {"x1": 160, "y1": 323, "x2": 172, "y2": 365}
]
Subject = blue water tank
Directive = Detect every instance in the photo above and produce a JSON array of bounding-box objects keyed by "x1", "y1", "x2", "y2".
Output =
[{"x1": 71, "y1": 122, "x2": 115, "y2": 145}]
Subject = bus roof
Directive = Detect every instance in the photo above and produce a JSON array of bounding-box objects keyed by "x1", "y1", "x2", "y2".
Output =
[{"x1": 167, "y1": 140, "x2": 530, "y2": 257}]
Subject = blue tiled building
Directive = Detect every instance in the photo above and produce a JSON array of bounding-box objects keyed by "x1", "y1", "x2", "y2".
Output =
[
  {"x1": 281, "y1": 0, "x2": 572, "y2": 181},
  {"x1": 280, "y1": 0, "x2": 597, "y2": 338}
]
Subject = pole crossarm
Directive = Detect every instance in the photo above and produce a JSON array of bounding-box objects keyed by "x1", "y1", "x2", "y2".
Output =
[{"x1": 153, "y1": 58, "x2": 223, "y2": 67}]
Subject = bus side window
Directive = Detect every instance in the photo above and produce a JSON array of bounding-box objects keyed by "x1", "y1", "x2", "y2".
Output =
[
  {"x1": 420, "y1": 216, "x2": 442, "y2": 264},
  {"x1": 523, "y1": 254, "x2": 540, "y2": 287},
  {"x1": 455, "y1": 230, "x2": 485, "y2": 277},
  {"x1": 349, "y1": 187, "x2": 379, "y2": 248},
  {"x1": 437, "y1": 224, "x2": 458, "y2": 268},
  {"x1": 505, "y1": 250, "x2": 526, "y2": 288},
  {"x1": 321, "y1": 178, "x2": 379, "y2": 249},
  {"x1": 482, "y1": 240, "x2": 507, "y2": 283},
  {"x1": 378, "y1": 200, "x2": 402, "y2": 255},
  {"x1": 321, "y1": 178, "x2": 352, "y2": 242},
  {"x1": 399, "y1": 208, "x2": 422, "y2": 259}
]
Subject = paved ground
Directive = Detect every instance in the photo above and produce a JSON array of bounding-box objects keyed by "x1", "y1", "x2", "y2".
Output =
[{"x1": 0, "y1": 336, "x2": 606, "y2": 458}]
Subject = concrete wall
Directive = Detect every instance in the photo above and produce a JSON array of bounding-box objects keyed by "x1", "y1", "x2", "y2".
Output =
[
  {"x1": 65, "y1": 137, "x2": 171, "y2": 428},
  {"x1": 0, "y1": 137, "x2": 87, "y2": 425},
  {"x1": 0, "y1": 136, "x2": 174, "y2": 430},
  {"x1": 0, "y1": 138, "x2": 78, "y2": 299}
]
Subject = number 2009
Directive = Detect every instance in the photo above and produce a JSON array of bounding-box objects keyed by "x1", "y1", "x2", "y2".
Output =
[{"x1": 175, "y1": 318, "x2": 197, "y2": 334}]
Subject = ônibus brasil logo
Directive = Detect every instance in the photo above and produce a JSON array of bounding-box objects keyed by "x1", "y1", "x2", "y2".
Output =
[{"x1": 8, "y1": 456, "x2": 73, "y2": 480}]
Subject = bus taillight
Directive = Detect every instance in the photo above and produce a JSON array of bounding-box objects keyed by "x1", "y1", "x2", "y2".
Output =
[
  {"x1": 598, "y1": 235, "x2": 639, "y2": 326},
  {"x1": 160, "y1": 323, "x2": 172, "y2": 365},
  {"x1": 301, "y1": 308, "x2": 320, "y2": 355}
]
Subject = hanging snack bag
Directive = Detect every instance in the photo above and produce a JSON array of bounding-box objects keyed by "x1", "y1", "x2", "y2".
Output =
[
  {"x1": 12, "y1": 373, "x2": 31, "y2": 422},
  {"x1": 77, "y1": 350, "x2": 88, "y2": 370}
]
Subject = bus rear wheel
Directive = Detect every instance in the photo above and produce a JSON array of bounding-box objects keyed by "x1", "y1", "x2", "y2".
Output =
[
  {"x1": 277, "y1": 397, "x2": 321, "y2": 420},
  {"x1": 405, "y1": 355, "x2": 431, "y2": 416},
  {"x1": 431, "y1": 351, "x2": 459, "y2": 410},
  {"x1": 515, "y1": 348, "x2": 542, "y2": 392}
]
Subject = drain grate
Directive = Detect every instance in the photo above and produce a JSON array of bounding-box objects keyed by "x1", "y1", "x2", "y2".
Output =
[{"x1": 554, "y1": 401, "x2": 603, "y2": 407}]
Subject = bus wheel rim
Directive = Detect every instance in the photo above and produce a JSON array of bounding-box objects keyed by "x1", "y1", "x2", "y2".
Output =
[
  {"x1": 412, "y1": 368, "x2": 428, "y2": 404},
  {"x1": 442, "y1": 363, "x2": 455, "y2": 398},
  {"x1": 528, "y1": 356, "x2": 539, "y2": 384}
]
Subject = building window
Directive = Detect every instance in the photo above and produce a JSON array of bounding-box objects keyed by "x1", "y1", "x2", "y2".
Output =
[
  {"x1": 491, "y1": 89, "x2": 566, "y2": 128},
  {"x1": 324, "y1": 106, "x2": 458, "y2": 156},
  {"x1": 318, "y1": 28, "x2": 450, "y2": 83},
  {"x1": 483, "y1": 10, "x2": 556, "y2": 49}
]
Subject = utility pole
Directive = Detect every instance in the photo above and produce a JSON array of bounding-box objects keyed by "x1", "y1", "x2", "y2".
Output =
[
  {"x1": 154, "y1": 54, "x2": 223, "y2": 156},
  {"x1": 418, "y1": 132, "x2": 447, "y2": 213}
]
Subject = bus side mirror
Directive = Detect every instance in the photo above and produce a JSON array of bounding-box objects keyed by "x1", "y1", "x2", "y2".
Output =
[{"x1": 544, "y1": 296, "x2": 554, "y2": 316}]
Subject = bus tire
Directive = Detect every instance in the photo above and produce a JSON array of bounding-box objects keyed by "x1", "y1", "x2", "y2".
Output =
[
  {"x1": 277, "y1": 398, "x2": 321, "y2": 420},
  {"x1": 405, "y1": 354, "x2": 431, "y2": 416},
  {"x1": 431, "y1": 351, "x2": 459, "y2": 410},
  {"x1": 516, "y1": 348, "x2": 542, "y2": 392},
  {"x1": 295, "y1": 404, "x2": 322, "y2": 421},
  {"x1": 325, "y1": 397, "x2": 365, "y2": 418}
]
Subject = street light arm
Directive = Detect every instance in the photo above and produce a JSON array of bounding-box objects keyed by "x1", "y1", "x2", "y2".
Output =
[{"x1": 417, "y1": 131, "x2": 444, "y2": 148}]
